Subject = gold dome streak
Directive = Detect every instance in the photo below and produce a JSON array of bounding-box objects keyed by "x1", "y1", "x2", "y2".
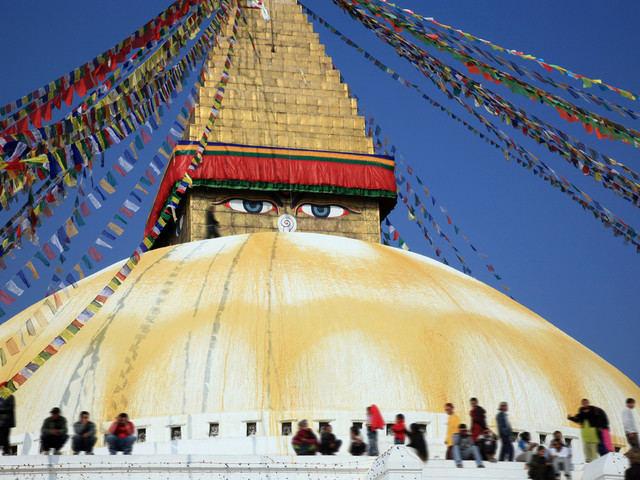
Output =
[{"x1": 1, "y1": 233, "x2": 638, "y2": 444}]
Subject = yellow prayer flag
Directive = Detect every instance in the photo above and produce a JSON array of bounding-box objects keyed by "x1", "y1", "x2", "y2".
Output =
[
  {"x1": 100, "y1": 179, "x2": 115, "y2": 194},
  {"x1": 108, "y1": 222, "x2": 124, "y2": 236},
  {"x1": 65, "y1": 218, "x2": 79, "y2": 238},
  {"x1": 74, "y1": 264, "x2": 85, "y2": 280},
  {"x1": 60, "y1": 329, "x2": 74, "y2": 341},
  {"x1": 25, "y1": 261, "x2": 39, "y2": 280}
]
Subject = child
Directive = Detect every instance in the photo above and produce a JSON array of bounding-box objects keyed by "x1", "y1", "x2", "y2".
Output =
[{"x1": 391, "y1": 414, "x2": 408, "y2": 445}]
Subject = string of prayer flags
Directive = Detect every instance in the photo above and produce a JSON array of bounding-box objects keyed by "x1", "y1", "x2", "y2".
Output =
[
  {"x1": 374, "y1": 0, "x2": 639, "y2": 103},
  {"x1": 308, "y1": 5, "x2": 640, "y2": 254},
  {"x1": 309, "y1": 1, "x2": 640, "y2": 208},
  {"x1": 0, "y1": 0, "x2": 209, "y2": 129},
  {"x1": 0, "y1": 0, "x2": 237, "y2": 398}
]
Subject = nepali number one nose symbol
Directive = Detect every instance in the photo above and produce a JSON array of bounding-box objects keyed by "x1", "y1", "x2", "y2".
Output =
[{"x1": 278, "y1": 214, "x2": 297, "y2": 233}]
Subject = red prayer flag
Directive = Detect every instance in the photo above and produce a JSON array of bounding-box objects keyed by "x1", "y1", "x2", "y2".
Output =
[
  {"x1": 15, "y1": 115, "x2": 29, "y2": 133},
  {"x1": 80, "y1": 202, "x2": 91, "y2": 217},
  {"x1": 42, "y1": 101, "x2": 52, "y2": 122},
  {"x1": 52, "y1": 93, "x2": 62, "y2": 110},
  {"x1": 44, "y1": 345, "x2": 58, "y2": 356},
  {"x1": 73, "y1": 77, "x2": 87, "y2": 98},
  {"x1": 0, "y1": 290, "x2": 16, "y2": 306},
  {"x1": 12, "y1": 373, "x2": 26, "y2": 386},
  {"x1": 29, "y1": 108, "x2": 42, "y2": 128},
  {"x1": 88, "y1": 246, "x2": 103, "y2": 262},
  {"x1": 63, "y1": 86, "x2": 74, "y2": 106},
  {"x1": 42, "y1": 243, "x2": 57, "y2": 260}
]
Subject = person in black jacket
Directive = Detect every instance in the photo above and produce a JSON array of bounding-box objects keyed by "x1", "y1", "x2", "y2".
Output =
[
  {"x1": 319, "y1": 424, "x2": 342, "y2": 455},
  {"x1": 406, "y1": 423, "x2": 428, "y2": 462},
  {"x1": 528, "y1": 446, "x2": 554, "y2": 480},
  {"x1": 0, "y1": 394, "x2": 15, "y2": 455}
]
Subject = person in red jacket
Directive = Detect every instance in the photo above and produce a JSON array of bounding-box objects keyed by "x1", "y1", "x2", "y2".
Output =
[
  {"x1": 291, "y1": 420, "x2": 318, "y2": 455},
  {"x1": 391, "y1": 414, "x2": 408, "y2": 445},
  {"x1": 366, "y1": 405, "x2": 385, "y2": 456},
  {"x1": 107, "y1": 413, "x2": 136, "y2": 455}
]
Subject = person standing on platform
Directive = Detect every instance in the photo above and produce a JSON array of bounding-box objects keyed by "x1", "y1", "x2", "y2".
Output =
[
  {"x1": 624, "y1": 398, "x2": 638, "y2": 448},
  {"x1": 444, "y1": 403, "x2": 460, "y2": 460},
  {"x1": 40, "y1": 407, "x2": 68, "y2": 455},
  {"x1": 72, "y1": 411, "x2": 96, "y2": 455},
  {"x1": 0, "y1": 393, "x2": 15, "y2": 456},
  {"x1": 391, "y1": 414, "x2": 408, "y2": 445},
  {"x1": 568, "y1": 399, "x2": 600, "y2": 462},
  {"x1": 366, "y1": 405, "x2": 384, "y2": 456},
  {"x1": 497, "y1": 401, "x2": 514, "y2": 462},
  {"x1": 407, "y1": 423, "x2": 428, "y2": 462},
  {"x1": 470, "y1": 398, "x2": 487, "y2": 442},
  {"x1": 107, "y1": 413, "x2": 136, "y2": 455}
]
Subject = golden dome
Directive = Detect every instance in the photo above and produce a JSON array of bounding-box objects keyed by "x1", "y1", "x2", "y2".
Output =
[{"x1": 2, "y1": 233, "x2": 637, "y2": 442}]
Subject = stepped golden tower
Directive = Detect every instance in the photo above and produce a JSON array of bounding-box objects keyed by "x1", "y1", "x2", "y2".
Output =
[{"x1": 149, "y1": 0, "x2": 397, "y2": 247}]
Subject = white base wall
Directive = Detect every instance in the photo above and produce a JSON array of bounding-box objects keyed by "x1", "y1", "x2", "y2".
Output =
[{"x1": 0, "y1": 447, "x2": 627, "y2": 480}]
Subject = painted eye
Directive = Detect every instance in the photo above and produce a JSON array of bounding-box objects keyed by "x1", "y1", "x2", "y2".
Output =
[
  {"x1": 223, "y1": 199, "x2": 277, "y2": 214},
  {"x1": 297, "y1": 204, "x2": 350, "y2": 218}
]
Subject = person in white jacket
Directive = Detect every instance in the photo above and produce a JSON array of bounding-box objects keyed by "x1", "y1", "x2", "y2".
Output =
[{"x1": 624, "y1": 398, "x2": 638, "y2": 448}]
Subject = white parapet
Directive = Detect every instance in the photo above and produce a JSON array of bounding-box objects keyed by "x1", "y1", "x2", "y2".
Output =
[
  {"x1": 367, "y1": 446, "x2": 424, "y2": 480},
  {"x1": 583, "y1": 453, "x2": 629, "y2": 480}
]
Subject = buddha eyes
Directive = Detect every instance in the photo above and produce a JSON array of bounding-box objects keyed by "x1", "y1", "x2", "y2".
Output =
[
  {"x1": 223, "y1": 199, "x2": 277, "y2": 214},
  {"x1": 217, "y1": 199, "x2": 357, "y2": 218},
  {"x1": 296, "y1": 204, "x2": 351, "y2": 218}
]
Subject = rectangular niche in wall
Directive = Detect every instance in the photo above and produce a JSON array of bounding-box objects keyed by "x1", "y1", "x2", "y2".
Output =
[
  {"x1": 281, "y1": 422, "x2": 292, "y2": 436},
  {"x1": 246, "y1": 422, "x2": 257, "y2": 436},
  {"x1": 171, "y1": 426, "x2": 182, "y2": 440},
  {"x1": 137, "y1": 428, "x2": 146, "y2": 443},
  {"x1": 209, "y1": 423, "x2": 219, "y2": 437}
]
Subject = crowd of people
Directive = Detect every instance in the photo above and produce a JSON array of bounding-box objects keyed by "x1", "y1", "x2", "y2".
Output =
[
  {"x1": 38, "y1": 409, "x2": 136, "y2": 455},
  {"x1": 0, "y1": 393, "x2": 637, "y2": 476},
  {"x1": 0, "y1": 402, "x2": 137, "y2": 456},
  {"x1": 290, "y1": 397, "x2": 640, "y2": 479}
]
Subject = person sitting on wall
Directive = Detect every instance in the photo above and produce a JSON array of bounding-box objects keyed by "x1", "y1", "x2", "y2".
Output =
[
  {"x1": 527, "y1": 446, "x2": 554, "y2": 480},
  {"x1": 516, "y1": 432, "x2": 538, "y2": 463},
  {"x1": 107, "y1": 413, "x2": 136, "y2": 455},
  {"x1": 349, "y1": 426, "x2": 366, "y2": 456},
  {"x1": 477, "y1": 427, "x2": 498, "y2": 462},
  {"x1": 452, "y1": 423, "x2": 484, "y2": 468},
  {"x1": 292, "y1": 420, "x2": 318, "y2": 455},
  {"x1": 407, "y1": 423, "x2": 428, "y2": 462},
  {"x1": 72, "y1": 411, "x2": 97, "y2": 455},
  {"x1": 548, "y1": 439, "x2": 572, "y2": 480},
  {"x1": 625, "y1": 447, "x2": 640, "y2": 480},
  {"x1": 319, "y1": 424, "x2": 342, "y2": 455},
  {"x1": 40, "y1": 407, "x2": 68, "y2": 455}
]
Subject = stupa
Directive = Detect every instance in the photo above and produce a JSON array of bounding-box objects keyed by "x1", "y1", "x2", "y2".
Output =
[{"x1": 0, "y1": 0, "x2": 638, "y2": 472}]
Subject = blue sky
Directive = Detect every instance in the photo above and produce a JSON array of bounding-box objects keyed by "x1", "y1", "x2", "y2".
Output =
[{"x1": 0, "y1": 0, "x2": 639, "y2": 390}]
